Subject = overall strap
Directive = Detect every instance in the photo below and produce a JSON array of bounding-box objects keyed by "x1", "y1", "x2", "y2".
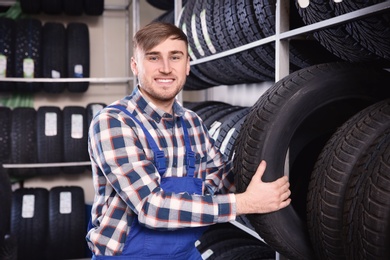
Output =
[
  {"x1": 109, "y1": 105, "x2": 166, "y2": 175},
  {"x1": 180, "y1": 117, "x2": 196, "y2": 178}
]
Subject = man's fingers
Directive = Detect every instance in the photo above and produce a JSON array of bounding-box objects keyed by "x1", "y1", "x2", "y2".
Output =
[{"x1": 253, "y1": 160, "x2": 267, "y2": 180}]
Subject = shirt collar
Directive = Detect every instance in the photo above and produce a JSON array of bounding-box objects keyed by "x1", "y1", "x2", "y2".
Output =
[{"x1": 130, "y1": 86, "x2": 186, "y2": 123}]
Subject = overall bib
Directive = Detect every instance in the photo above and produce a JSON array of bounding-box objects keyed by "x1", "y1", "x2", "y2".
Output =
[{"x1": 92, "y1": 105, "x2": 207, "y2": 260}]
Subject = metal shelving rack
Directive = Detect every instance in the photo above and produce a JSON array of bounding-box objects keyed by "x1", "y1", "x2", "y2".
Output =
[
  {"x1": 1, "y1": 1, "x2": 389, "y2": 259},
  {"x1": 1, "y1": 0, "x2": 134, "y2": 170}
]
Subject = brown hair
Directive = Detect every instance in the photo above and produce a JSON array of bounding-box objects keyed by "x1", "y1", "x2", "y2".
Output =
[{"x1": 133, "y1": 22, "x2": 188, "y2": 53}]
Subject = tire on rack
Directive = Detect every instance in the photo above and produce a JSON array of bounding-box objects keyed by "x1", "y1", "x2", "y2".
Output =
[
  {"x1": 0, "y1": 166, "x2": 12, "y2": 250},
  {"x1": 214, "y1": 244, "x2": 275, "y2": 260},
  {"x1": 343, "y1": 124, "x2": 390, "y2": 259},
  {"x1": 19, "y1": 0, "x2": 41, "y2": 14},
  {"x1": 11, "y1": 188, "x2": 49, "y2": 260},
  {"x1": 0, "y1": 107, "x2": 12, "y2": 163},
  {"x1": 36, "y1": 106, "x2": 63, "y2": 175},
  {"x1": 84, "y1": 0, "x2": 104, "y2": 16},
  {"x1": 334, "y1": 0, "x2": 390, "y2": 61},
  {"x1": 42, "y1": 22, "x2": 67, "y2": 93},
  {"x1": 295, "y1": 0, "x2": 389, "y2": 65},
  {"x1": 0, "y1": 18, "x2": 15, "y2": 92},
  {"x1": 14, "y1": 18, "x2": 42, "y2": 92},
  {"x1": 86, "y1": 102, "x2": 106, "y2": 127},
  {"x1": 233, "y1": 62, "x2": 390, "y2": 260},
  {"x1": 214, "y1": 107, "x2": 250, "y2": 159},
  {"x1": 63, "y1": 0, "x2": 83, "y2": 15},
  {"x1": 63, "y1": 106, "x2": 89, "y2": 174},
  {"x1": 307, "y1": 99, "x2": 390, "y2": 259},
  {"x1": 67, "y1": 23, "x2": 90, "y2": 93},
  {"x1": 10, "y1": 107, "x2": 37, "y2": 178},
  {"x1": 0, "y1": 234, "x2": 17, "y2": 260},
  {"x1": 47, "y1": 186, "x2": 86, "y2": 259},
  {"x1": 41, "y1": 0, "x2": 62, "y2": 14}
]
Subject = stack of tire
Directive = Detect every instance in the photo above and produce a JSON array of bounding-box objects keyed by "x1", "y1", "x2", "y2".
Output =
[
  {"x1": 233, "y1": 62, "x2": 390, "y2": 260},
  {"x1": 0, "y1": 103, "x2": 105, "y2": 179},
  {"x1": 0, "y1": 185, "x2": 87, "y2": 260},
  {"x1": 295, "y1": 0, "x2": 390, "y2": 65},
  {"x1": 20, "y1": 0, "x2": 104, "y2": 16},
  {"x1": 0, "y1": 17, "x2": 90, "y2": 93},
  {"x1": 185, "y1": 101, "x2": 250, "y2": 159},
  {"x1": 153, "y1": 0, "x2": 341, "y2": 90}
]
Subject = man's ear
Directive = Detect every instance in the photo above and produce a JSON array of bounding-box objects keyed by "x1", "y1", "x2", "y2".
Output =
[{"x1": 131, "y1": 57, "x2": 138, "y2": 76}]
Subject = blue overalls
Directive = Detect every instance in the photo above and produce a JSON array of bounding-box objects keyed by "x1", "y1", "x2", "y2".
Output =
[{"x1": 92, "y1": 105, "x2": 207, "y2": 260}]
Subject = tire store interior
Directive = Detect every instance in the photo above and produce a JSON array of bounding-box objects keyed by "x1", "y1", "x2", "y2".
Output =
[{"x1": 1, "y1": 0, "x2": 390, "y2": 259}]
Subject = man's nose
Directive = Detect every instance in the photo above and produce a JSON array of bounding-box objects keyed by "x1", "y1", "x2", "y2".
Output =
[{"x1": 159, "y1": 59, "x2": 172, "y2": 74}]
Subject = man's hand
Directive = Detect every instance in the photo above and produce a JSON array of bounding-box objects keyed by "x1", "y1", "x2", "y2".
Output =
[{"x1": 235, "y1": 160, "x2": 291, "y2": 215}]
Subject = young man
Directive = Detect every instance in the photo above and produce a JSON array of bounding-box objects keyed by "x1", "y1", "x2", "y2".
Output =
[{"x1": 87, "y1": 22, "x2": 291, "y2": 259}]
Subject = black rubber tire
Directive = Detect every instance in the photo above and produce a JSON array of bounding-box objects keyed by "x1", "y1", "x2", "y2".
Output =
[
  {"x1": 233, "y1": 62, "x2": 390, "y2": 260},
  {"x1": 14, "y1": 18, "x2": 42, "y2": 92},
  {"x1": 334, "y1": 0, "x2": 390, "y2": 60},
  {"x1": 86, "y1": 102, "x2": 106, "y2": 126},
  {"x1": 42, "y1": 0, "x2": 62, "y2": 14},
  {"x1": 0, "y1": 166, "x2": 12, "y2": 250},
  {"x1": 213, "y1": 107, "x2": 250, "y2": 158},
  {"x1": 42, "y1": 22, "x2": 67, "y2": 93},
  {"x1": 84, "y1": 0, "x2": 104, "y2": 16},
  {"x1": 11, "y1": 188, "x2": 49, "y2": 260},
  {"x1": 203, "y1": 106, "x2": 243, "y2": 130},
  {"x1": 0, "y1": 234, "x2": 17, "y2": 260},
  {"x1": 201, "y1": 237, "x2": 265, "y2": 260},
  {"x1": 20, "y1": 0, "x2": 41, "y2": 14},
  {"x1": 10, "y1": 107, "x2": 37, "y2": 178},
  {"x1": 66, "y1": 23, "x2": 90, "y2": 92},
  {"x1": 146, "y1": 0, "x2": 187, "y2": 10},
  {"x1": 194, "y1": 102, "x2": 232, "y2": 123},
  {"x1": 62, "y1": 106, "x2": 88, "y2": 174},
  {"x1": 0, "y1": 107, "x2": 12, "y2": 162},
  {"x1": 295, "y1": 0, "x2": 389, "y2": 65},
  {"x1": 36, "y1": 106, "x2": 63, "y2": 175},
  {"x1": 307, "y1": 99, "x2": 390, "y2": 259},
  {"x1": 214, "y1": 244, "x2": 275, "y2": 260},
  {"x1": 0, "y1": 18, "x2": 16, "y2": 92},
  {"x1": 47, "y1": 186, "x2": 86, "y2": 260},
  {"x1": 343, "y1": 125, "x2": 390, "y2": 259},
  {"x1": 63, "y1": 0, "x2": 84, "y2": 15}
]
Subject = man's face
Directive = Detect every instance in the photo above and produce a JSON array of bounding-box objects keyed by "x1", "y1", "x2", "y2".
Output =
[{"x1": 131, "y1": 37, "x2": 190, "y2": 107}]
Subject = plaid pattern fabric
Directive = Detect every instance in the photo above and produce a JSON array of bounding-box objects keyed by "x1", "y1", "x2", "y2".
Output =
[{"x1": 86, "y1": 88, "x2": 236, "y2": 256}]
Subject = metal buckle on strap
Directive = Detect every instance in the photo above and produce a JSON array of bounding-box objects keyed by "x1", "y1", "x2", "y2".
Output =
[
  {"x1": 154, "y1": 150, "x2": 166, "y2": 174},
  {"x1": 186, "y1": 151, "x2": 196, "y2": 170}
]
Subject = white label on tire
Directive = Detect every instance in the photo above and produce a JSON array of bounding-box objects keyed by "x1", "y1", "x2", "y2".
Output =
[
  {"x1": 23, "y1": 58, "x2": 34, "y2": 78},
  {"x1": 71, "y1": 114, "x2": 83, "y2": 139},
  {"x1": 22, "y1": 194, "x2": 35, "y2": 218},
  {"x1": 200, "y1": 9, "x2": 216, "y2": 54},
  {"x1": 51, "y1": 70, "x2": 60, "y2": 78},
  {"x1": 182, "y1": 23, "x2": 197, "y2": 61},
  {"x1": 191, "y1": 14, "x2": 205, "y2": 56},
  {"x1": 91, "y1": 104, "x2": 104, "y2": 118},
  {"x1": 45, "y1": 112, "x2": 57, "y2": 136},
  {"x1": 0, "y1": 55, "x2": 7, "y2": 77},
  {"x1": 208, "y1": 121, "x2": 221, "y2": 137},
  {"x1": 220, "y1": 128, "x2": 236, "y2": 154},
  {"x1": 59, "y1": 191, "x2": 72, "y2": 214},
  {"x1": 74, "y1": 64, "x2": 83, "y2": 78},
  {"x1": 201, "y1": 249, "x2": 214, "y2": 259}
]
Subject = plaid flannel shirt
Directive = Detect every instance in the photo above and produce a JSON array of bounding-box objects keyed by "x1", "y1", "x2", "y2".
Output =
[{"x1": 86, "y1": 87, "x2": 237, "y2": 256}]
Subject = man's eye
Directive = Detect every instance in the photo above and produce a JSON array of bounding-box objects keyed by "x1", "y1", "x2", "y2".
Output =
[
  {"x1": 148, "y1": 56, "x2": 158, "y2": 61},
  {"x1": 171, "y1": 56, "x2": 181, "y2": 60}
]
